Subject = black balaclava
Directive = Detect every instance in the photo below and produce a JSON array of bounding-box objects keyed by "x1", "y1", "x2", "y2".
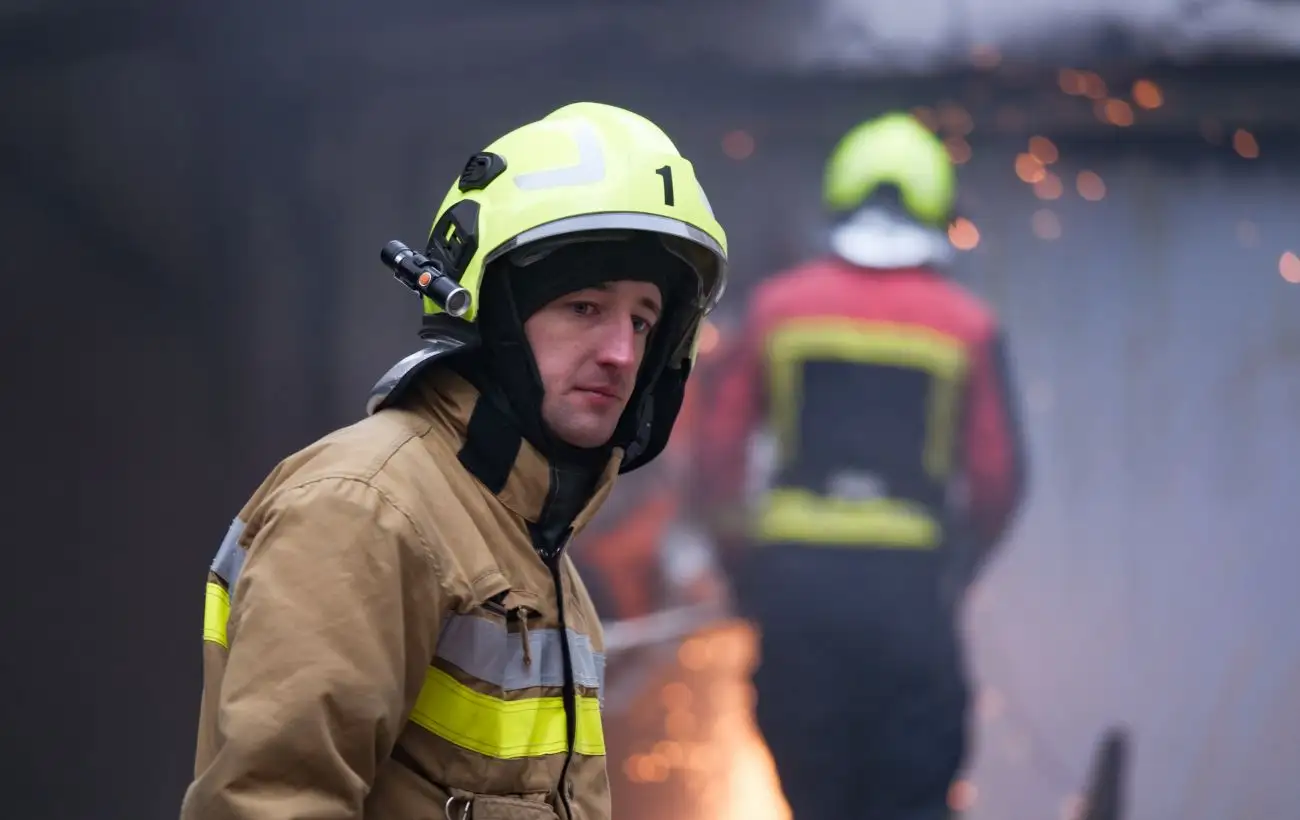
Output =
[{"x1": 450, "y1": 233, "x2": 694, "y2": 545}]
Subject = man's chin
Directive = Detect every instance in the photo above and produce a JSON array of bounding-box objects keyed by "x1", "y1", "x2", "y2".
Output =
[{"x1": 547, "y1": 414, "x2": 620, "y2": 451}]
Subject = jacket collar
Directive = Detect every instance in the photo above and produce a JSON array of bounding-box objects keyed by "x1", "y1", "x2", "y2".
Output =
[{"x1": 416, "y1": 369, "x2": 621, "y2": 537}]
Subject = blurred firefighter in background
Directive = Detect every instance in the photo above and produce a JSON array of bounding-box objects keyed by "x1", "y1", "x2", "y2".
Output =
[{"x1": 696, "y1": 112, "x2": 1029, "y2": 820}]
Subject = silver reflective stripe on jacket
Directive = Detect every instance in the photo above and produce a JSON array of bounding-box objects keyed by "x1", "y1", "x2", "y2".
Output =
[{"x1": 436, "y1": 615, "x2": 606, "y2": 705}]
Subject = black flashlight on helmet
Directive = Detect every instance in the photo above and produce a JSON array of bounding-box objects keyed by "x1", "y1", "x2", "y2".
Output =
[{"x1": 380, "y1": 240, "x2": 472, "y2": 318}]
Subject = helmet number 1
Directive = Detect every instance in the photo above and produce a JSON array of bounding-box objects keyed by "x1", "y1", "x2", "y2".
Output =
[{"x1": 655, "y1": 165, "x2": 675, "y2": 206}]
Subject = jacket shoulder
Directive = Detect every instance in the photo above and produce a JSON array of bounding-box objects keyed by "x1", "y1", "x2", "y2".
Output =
[
  {"x1": 238, "y1": 407, "x2": 457, "y2": 524},
  {"x1": 929, "y1": 277, "x2": 1002, "y2": 340},
  {"x1": 287, "y1": 408, "x2": 437, "y2": 482},
  {"x1": 229, "y1": 407, "x2": 487, "y2": 589},
  {"x1": 746, "y1": 257, "x2": 861, "y2": 314},
  {"x1": 751, "y1": 257, "x2": 837, "y2": 296}
]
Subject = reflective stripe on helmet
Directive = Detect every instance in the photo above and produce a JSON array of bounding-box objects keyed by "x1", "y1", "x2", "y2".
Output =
[{"x1": 512, "y1": 122, "x2": 607, "y2": 190}]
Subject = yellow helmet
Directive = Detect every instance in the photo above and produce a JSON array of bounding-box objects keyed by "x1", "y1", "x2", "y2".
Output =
[
  {"x1": 822, "y1": 112, "x2": 957, "y2": 268},
  {"x1": 369, "y1": 102, "x2": 729, "y2": 472},
  {"x1": 421, "y1": 101, "x2": 727, "y2": 323},
  {"x1": 823, "y1": 111, "x2": 956, "y2": 226}
]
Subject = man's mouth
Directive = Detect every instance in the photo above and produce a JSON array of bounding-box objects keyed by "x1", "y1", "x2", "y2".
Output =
[{"x1": 575, "y1": 386, "x2": 622, "y2": 401}]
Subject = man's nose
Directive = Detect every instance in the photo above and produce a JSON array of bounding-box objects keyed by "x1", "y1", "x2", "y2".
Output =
[{"x1": 594, "y1": 317, "x2": 638, "y2": 371}]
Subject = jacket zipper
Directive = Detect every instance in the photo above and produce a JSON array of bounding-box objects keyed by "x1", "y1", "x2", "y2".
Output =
[
  {"x1": 535, "y1": 459, "x2": 578, "y2": 818},
  {"x1": 547, "y1": 538, "x2": 578, "y2": 819}
]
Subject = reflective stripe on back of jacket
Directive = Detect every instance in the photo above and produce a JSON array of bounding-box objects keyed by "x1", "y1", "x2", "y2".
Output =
[
  {"x1": 699, "y1": 256, "x2": 1026, "y2": 558},
  {"x1": 182, "y1": 368, "x2": 620, "y2": 820}
]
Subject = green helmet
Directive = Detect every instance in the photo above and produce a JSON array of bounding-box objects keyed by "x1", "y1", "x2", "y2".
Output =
[
  {"x1": 368, "y1": 102, "x2": 729, "y2": 473},
  {"x1": 823, "y1": 111, "x2": 956, "y2": 227}
]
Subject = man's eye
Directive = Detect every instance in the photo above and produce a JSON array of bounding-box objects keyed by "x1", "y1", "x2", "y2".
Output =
[
  {"x1": 570, "y1": 301, "x2": 596, "y2": 316},
  {"x1": 632, "y1": 316, "x2": 654, "y2": 334}
]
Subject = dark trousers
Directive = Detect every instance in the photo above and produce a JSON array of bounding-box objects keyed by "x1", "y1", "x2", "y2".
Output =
[{"x1": 734, "y1": 543, "x2": 971, "y2": 820}]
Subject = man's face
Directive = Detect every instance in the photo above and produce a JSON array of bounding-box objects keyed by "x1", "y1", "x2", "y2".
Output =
[{"x1": 524, "y1": 279, "x2": 664, "y2": 449}]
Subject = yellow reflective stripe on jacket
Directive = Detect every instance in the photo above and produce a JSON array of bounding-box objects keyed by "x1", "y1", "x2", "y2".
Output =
[
  {"x1": 410, "y1": 666, "x2": 605, "y2": 759},
  {"x1": 756, "y1": 488, "x2": 940, "y2": 547},
  {"x1": 412, "y1": 614, "x2": 606, "y2": 759},
  {"x1": 202, "y1": 517, "x2": 246, "y2": 649},
  {"x1": 198, "y1": 507, "x2": 609, "y2": 761},
  {"x1": 203, "y1": 581, "x2": 231, "y2": 648},
  {"x1": 766, "y1": 318, "x2": 969, "y2": 478}
]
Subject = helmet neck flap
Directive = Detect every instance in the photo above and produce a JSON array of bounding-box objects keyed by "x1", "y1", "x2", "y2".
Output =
[{"x1": 827, "y1": 183, "x2": 955, "y2": 270}]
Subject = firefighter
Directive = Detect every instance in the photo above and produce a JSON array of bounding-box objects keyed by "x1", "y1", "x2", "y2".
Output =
[
  {"x1": 181, "y1": 102, "x2": 728, "y2": 820},
  {"x1": 696, "y1": 111, "x2": 1027, "y2": 820}
]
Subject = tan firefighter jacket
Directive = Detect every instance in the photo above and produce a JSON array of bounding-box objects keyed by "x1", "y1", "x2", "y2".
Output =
[{"x1": 181, "y1": 368, "x2": 621, "y2": 820}]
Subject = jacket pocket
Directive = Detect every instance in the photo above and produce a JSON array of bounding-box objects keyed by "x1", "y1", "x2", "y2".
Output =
[
  {"x1": 445, "y1": 794, "x2": 559, "y2": 820},
  {"x1": 364, "y1": 753, "x2": 452, "y2": 820},
  {"x1": 480, "y1": 588, "x2": 544, "y2": 619}
]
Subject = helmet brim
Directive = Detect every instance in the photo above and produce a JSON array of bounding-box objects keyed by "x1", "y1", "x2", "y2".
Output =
[{"x1": 487, "y1": 211, "x2": 728, "y2": 317}]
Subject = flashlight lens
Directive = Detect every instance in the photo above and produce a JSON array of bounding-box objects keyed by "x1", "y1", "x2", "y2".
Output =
[{"x1": 445, "y1": 288, "x2": 472, "y2": 318}]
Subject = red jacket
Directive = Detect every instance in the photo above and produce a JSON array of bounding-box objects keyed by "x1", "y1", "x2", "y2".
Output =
[{"x1": 697, "y1": 256, "x2": 1026, "y2": 565}]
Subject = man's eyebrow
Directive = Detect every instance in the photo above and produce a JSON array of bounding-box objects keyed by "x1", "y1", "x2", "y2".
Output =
[
  {"x1": 580, "y1": 282, "x2": 661, "y2": 316},
  {"x1": 639, "y1": 296, "x2": 662, "y2": 318}
]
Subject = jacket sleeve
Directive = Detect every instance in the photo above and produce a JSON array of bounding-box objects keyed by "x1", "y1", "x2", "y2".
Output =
[
  {"x1": 181, "y1": 476, "x2": 444, "y2": 820},
  {"x1": 962, "y1": 325, "x2": 1029, "y2": 566}
]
